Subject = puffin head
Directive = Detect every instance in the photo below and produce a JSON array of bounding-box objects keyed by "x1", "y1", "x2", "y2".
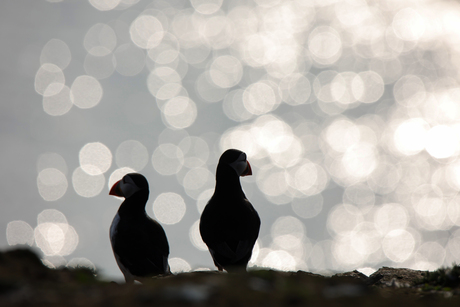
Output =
[
  {"x1": 219, "y1": 149, "x2": 252, "y2": 177},
  {"x1": 109, "y1": 173, "x2": 149, "y2": 198}
]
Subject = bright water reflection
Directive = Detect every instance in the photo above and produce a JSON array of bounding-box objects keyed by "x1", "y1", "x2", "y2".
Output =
[{"x1": 7, "y1": 0, "x2": 460, "y2": 279}]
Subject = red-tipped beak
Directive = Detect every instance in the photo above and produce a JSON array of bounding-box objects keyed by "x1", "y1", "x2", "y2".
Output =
[
  {"x1": 241, "y1": 161, "x2": 252, "y2": 177},
  {"x1": 109, "y1": 180, "x2": 122, "y2": 196}
]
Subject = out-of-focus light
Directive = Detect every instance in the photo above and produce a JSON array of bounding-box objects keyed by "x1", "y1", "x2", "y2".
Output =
[
  {"x1": 382, "y1": 229, "x2": 415, "y2": 263},
  {"x1": 414, "y1": 241, "x2": 446, "y2": 270},
  {"x1": 72, "y1": 167, "x2": 105, "y2": 198},
  {"x1": 84, "y1": 23, "x2": 117, "y2": 56},
  {"x1": 446, "y1": 161, "x2": 460, "y2": 190},
  {"x1": 369, "y1": 58, "x2": 403, "y2": 84},
  {"x1": 374, "y1": 203, "x2": 409, "y2": 235},
  {"x1": 179, "y1": 136, "x2": 210, "y2": 169},
  {"x1": 393, "y1": 75, "x2": 426, "y2": 107},
  {"x1": 182, "y1": 45, "x2": 211, "y2": 66},
  {"x1": 222, "y1": 89, "x2": 254, "y2": 122},
  {"x1": 191, "y1": 0, "x2": 223, "y2": 15},
  {"x1": 147, "y1": 32, "x2": 180, "y2": 65},
  {"x1": 411, "y1": 184, "x2": 448, "y2": 230},
  {"x1": 114, "y1": 43, "x2": 146, "y2": 76},
  {"x1": 351, "y1": 222, "x2": 381, "y2": 256},
  {"x1": 283, "y1": 74, "x2": 312, "y2": 106},
  {"x1": 209, "y1": 55, "x2": 243, "y2": 88},
  {"x1": 201, "y1": 15, "x2": 234, "y2": 50},
  {"x1": 38, "y1": 209, "x2": 67, "y2": 225},
  {"x1": 161, "y1": 96, "x2": 197, "y2": 129},
  {"x1": 327, "y1": 204, "x2": 363, "y2": 236},
  {"x1": 6, "y1": 221, "x2": 34, "y2": 246},
  {"x1": 196, "y1": 189, "x2": 213, "y2": 213},
  {"x1": 262, "y1": 250, "x2": 297, "y2": 271},
  {"x1": 257, "y1": 167, "x2": 288, "y2": 198},
  {"x1": 70, "y1": 75, "x2": 103, "y2": 109},
  {"x1": 447, "y1": 229, "x2": 460, "y2": 259},
  {"x1": 79, "y1": 142, "x2": 112, "y2": 175},
  {"x1": 195, "y1": 72, "x2": 229, "y2": 103},
  {"x1": 271, "y1": 216, "x2": 305, "y2": 240},
  {"x1": 182, "y1": 167, "x2": 214, "y2": 199},
  {"x1": 430, "y1": 89, "x2": 460, "y2": 123},
  {"x1": 334, "y1": 2, "x2": 371, "y2": 28},
  {"x1": 332, "y1": 234, "x2": 367, "y2": 267},
  {"x1": 343, "y1": 184, "x2": 375, "y2": 213},
  {"x1": 67, "y1": 258, "x2": 97, "y2": 272},
  {"x1": 88, "y1": 0, "x2": 121, "y2": 11},
  {"x1": 291, "y1": 194, "x2": 323, "y2": 219},
  {"x1": 393, "y1": 118, "x2": 429, "y2": 156},
  {"x1": 342, "y1": 142, "x2": 378, "y2": 180},
  {"x1": 37, "y1": 168, "x2": 68, "y2": 201},
  {"x1": 42, "y1": 256, "x2": 66, "y2": 269},
  {"x1": 331, "y1": 72, "x2": 360, "y2": 105},
  {"x1": 152, "y1": 143, "x2": 185, "y2": 176},
  {"x1": 40, "y1": 39, "x2": 71, "y2": 69},
  {"x1": 368, "y1": 160, "x2": 401, "y2": 195},
  {"x1": 169, "y1": 257, "x2": 192, "y2": 273},
  {"x1": 189, "y1": 220, "x2": 207, "y2": 251},
  {"x1": 290, "y1": 160, "x2": 319, "y2": 195},
  {"x1": 355, "y1": 71, "x2": 385, "y2": 103},
  {"x1": 147, "y1": 66, "x2": 182, "y2": 99},
  {"x1": 325, "y1": 118, "x2": 361, "y2": 153},
  {"x1": 43, "y1": 85, "x2": 73, "y2": 116},
  {"x1": 425, "y1": 125, "x2": 459, "y2": 159},
  {"x1": 308, "y1": 26, "x2": 342, "y2": 65},
  {"x1": 243, "y1": 81, "x2": 281, "y2": 116},
  {"x1": 358, "y1": 267, "x2": 377, "y2": 277},
  {"x1": 34, "y1": 209, "x2": 79, "y2": 257},
  {"x1": 115, "y1": 140, "x2": 149, "y2": 171},
  {"x1": 22, "y1": 0, "x2": 460, "y2": 276},
  {"x1": 130, "y1": 15, "x2": 164, "y2": 49},
  {"x1": 37, "y1": 152, "x2": 68, "y2": 176},
  {"x1": 392, "y1": 7, "x2": 426, "y2": 42},
  {"x1": 152, "y1": 192, "x2": 186, "y2": 225},
  {"x1": 35, "y1": 63, "x2": 65, "y2": 96}
]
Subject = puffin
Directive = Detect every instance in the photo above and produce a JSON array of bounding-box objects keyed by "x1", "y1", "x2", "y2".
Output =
[
  {"x1": 199, "y1": 149, "x2": 261, "y2": 272},
  {"x1": 109, "y1": 173, "x2": 170, "y2": 282}
]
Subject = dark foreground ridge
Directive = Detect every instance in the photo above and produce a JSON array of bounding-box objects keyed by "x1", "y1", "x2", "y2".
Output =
[{"x1": 0, "y1": 248, "x2": 459, "y2": 306}]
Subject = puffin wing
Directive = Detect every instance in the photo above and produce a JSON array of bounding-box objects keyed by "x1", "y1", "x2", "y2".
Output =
[
  {"x1": 209, "y1": 239, "x2": 253, "y2": 263},
  {"x1": 112, "y1": 218, "x2": 170, "y2": 276}
]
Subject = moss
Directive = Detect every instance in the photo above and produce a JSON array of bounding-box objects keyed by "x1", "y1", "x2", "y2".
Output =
[{"x1": 417, "y1": 264, "x2": 460, "y2": 290}]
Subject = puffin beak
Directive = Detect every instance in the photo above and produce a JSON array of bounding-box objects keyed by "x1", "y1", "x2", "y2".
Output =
[
  {"x1": 241, "y1": 161, "x2": 252, "y2": 177},
  {"x1": 109, "y1": 180, "x2": 123, "y2": 196}
]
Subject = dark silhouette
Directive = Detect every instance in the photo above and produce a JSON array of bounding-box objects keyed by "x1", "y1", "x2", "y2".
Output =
[
  {"x1": 200, "y1": 149, "x2": 261, "y2": 272},
  {"x1": 109, "y1": 173, "x2": 170, "y2": 282}
]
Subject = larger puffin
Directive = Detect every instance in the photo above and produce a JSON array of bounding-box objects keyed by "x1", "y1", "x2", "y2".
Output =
[
  {"x1": 109, "y1": 173, "x2": 170, "y2": 282},
  {"x1": 200, "y1": 149, "x2": 261, "y2": 272}
]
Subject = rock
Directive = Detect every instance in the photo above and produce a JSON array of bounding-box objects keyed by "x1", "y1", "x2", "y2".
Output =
[
  {"x1": 368, "y1": 267, "x2": 425, "y2": 288},
  {"x1": 333, "y1": 270, "x2": 369, "y2": 282}
]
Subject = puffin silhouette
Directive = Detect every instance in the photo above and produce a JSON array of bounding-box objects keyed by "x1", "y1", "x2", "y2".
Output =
[
  {"x1": 200, "y1": 149, "x2": 261, "y2": 272},
  {"x1": 109, "y1": 173, "x2": 170, "y2": 282}
]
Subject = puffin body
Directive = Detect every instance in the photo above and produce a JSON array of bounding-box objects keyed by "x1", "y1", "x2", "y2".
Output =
[
  {"x1": 200, "y1": 149, "x2": 261, "y2": 272},
  {"x1": 109, "y1": 173, "x2": 170, "y2": 282}
]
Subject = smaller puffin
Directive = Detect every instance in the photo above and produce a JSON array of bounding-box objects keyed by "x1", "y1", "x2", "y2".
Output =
[
  {"x1": 109, "y1": 173, "x2": 170, "y2": 282},
  {"x1": 200, "y1": 149, "x2": 261, "y2": 272}
]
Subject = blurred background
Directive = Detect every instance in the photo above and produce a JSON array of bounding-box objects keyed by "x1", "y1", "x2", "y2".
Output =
[{"x1": 2, "y1": 0, "x2": 460, "y2": 281}]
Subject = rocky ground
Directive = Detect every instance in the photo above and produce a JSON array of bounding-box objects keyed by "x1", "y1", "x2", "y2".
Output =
[{"x1": 0, "y1": 248, "x2": 459, "y2": 306}]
